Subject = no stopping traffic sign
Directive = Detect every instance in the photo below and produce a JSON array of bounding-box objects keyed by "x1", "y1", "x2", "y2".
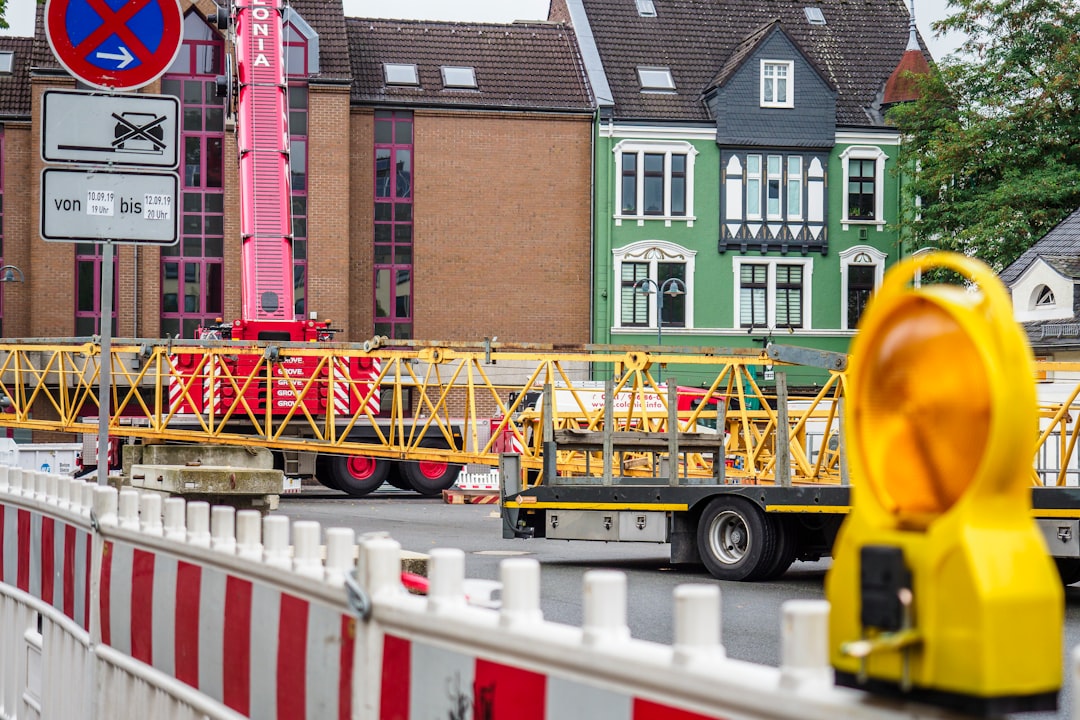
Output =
[{"x1": 45, "y1": 0, "x2": 183, "y2": 91}]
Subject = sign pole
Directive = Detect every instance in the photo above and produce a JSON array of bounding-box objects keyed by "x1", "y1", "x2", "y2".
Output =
[{"x1": 96, "y1": 240, "x2": 114, "y2": 485}]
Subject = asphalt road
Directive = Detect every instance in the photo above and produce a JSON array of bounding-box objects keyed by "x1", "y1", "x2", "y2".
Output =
[{"x1": 279, "y1": 490, "x2": 1080, "y2": 719}]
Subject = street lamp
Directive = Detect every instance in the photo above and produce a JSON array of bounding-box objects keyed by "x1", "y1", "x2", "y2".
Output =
[
  {"x1": 0, "y1": 265, "x2": 24, "y2": 284},
  {"x1": 633, "y1": 277, "x2": 687, "y2": 381}
]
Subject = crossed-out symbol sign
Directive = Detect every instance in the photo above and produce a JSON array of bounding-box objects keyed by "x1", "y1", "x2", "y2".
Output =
[{"x1": 45, "y1": 0, "x2": 183, "y2": 91}]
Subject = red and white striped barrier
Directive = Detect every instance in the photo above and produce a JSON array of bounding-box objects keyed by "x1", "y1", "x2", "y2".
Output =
[
  {"x1": 1, "y1": 462, "x2": 1075, "y2": 720},
  {"x1": 94, "y1": 493, "x2": 356, "y2": 720}
]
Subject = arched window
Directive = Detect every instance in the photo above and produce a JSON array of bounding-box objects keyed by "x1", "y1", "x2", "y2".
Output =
[
  {"x1": 839, "y1": 245, "x2": 887, "y2": 330},
  {"x1": 1034, "y1": 284, "x2": 1055, "y2": 309},
  {"x1": 613, "y1": 240, "x2": 696, "y2": 331}
]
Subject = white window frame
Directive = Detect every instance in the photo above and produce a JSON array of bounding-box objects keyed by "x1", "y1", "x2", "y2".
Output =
[
  {"x1": 766, "y1": 155, "x2": 783, "y2": 220},
  {"x1": 840, "y1": 145, "x2": 888, "y2": 229},
  {"x1": 761, "y1": 60, "x2": 794, "y2": 108},
  {"x1": 612, "y1": 240, "x2": 696, "y2": 331},
  {"x1": 613, "y1": 139, "x2": 698, "y2": 227},
  {"x1": 745, "y1": 154, "x2": 762, "y2": 220},
  {"x1": 786, "y1": 156, "x2": 803, "y2": 220},
  {"x1": 839, "y1": 245, "x2": 887, "y2": 330},
  {"x1": 732, "y1": 256, "x2": 813, "y2": 330}
]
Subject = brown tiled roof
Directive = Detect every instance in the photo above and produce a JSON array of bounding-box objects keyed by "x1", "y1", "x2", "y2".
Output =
[
  {"x1": 28, "y1": 2, "x2": 351, "y2": 81},
  {"x1": 346, "y1": 19, "x2": 593, "y2": 112},
  {"x1": 0, "y1": 36, "x2": 33, "y2": 118},
  {"x1": 581, "y1": 0, "x2": 933, "y2": 125},
  {"x1": 32, "y1": 3, "x2": 60, "y2": 71},
  {"x1": 291, "y1": 0, "x2": 351, "y2": 81}
]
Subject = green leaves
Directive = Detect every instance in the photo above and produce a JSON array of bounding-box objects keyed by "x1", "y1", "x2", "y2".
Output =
[{"x1": 891, "y1": 0, "x2": 1080, "y2": 271}]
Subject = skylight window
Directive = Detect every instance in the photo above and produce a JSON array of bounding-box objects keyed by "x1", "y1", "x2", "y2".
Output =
[
  {"x1": 804, "y1": 7, "x2": 826, "y2": 25},
  {"x1": 384, "y1": 63, "x2": 419, "y2": 86},
  {"x1": 0, "y1": 52, "x2": 13, "y2": 75},
  {"x1": 441, "y1": 66, "x2": 477, "y2": 89},
  {"x1": 637, "y1": 66, "x2": 675, "y2": 92},
  {"x1": 635, "y1": 0, "x2": 657, "y2": 17}
]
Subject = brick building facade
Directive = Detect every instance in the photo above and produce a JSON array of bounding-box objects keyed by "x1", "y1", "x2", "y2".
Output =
[{"x1": 0, "y1": 1, "x2": 594, "y2": 345}]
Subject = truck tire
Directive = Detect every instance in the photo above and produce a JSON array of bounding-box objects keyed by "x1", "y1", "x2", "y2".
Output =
[
  {"x1": 760, "y1": 515, "x2": 798, "y2": 580},
  {"x1": 318, "y1": 455, "x2": 389, "y2": 497},
  {"x1": 1055, "y1": 558, "x2": 1080, "y2": 586},
  {"x1": 401, "y1": 457, "x2": 463, "y2": 496},
  {"x1": 696, "y1": 496, "x2": 776, "y2": 581},
  {"x1": 385, "y1": 464, "x2": 412, "y2": 490}
]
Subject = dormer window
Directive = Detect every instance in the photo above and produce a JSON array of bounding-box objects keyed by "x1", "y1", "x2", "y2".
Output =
[
  {"x1": 761, "y1": 60, "x2": 793, "y2": 107},
  {"x1": 637, "y1": 66, "x2": 675, "y2": 92},
  {"x1": 635, "y1": 0, "x2": 657, "y2": 17},
  {"x1": 441, "y1": 66, "x2": 477, "y2": 89},
  {"x1": 0, "y1": 52, "x2": 13, "y2": 75},
  {"x1": 384, "y1": 63, "x2": 419, "y2": 86},
  {"x1": 282, "y1": 8, "x2": 319, "y2": 76}
]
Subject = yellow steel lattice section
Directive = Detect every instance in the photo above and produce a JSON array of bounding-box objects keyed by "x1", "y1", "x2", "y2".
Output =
[{"x1": 0, "y1": 339, "x2": 847, "y2": 484}]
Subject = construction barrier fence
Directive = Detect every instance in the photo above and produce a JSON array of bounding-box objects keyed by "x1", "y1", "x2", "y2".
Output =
[{"x1": 0, "y1": 461, "x2": 1051, "y2": 720}]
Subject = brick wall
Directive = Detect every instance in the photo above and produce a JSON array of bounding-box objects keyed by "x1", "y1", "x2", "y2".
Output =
[
  {"x1": 306, "y1": 83, "x2": 352, "y2": 335},
  {"x1": 348, "y1": 108, "x2": 375, "y2": 342},
  {"x1": 2, "y1": 121, "x2": 31, "y2": 338},
  {"x1": 410, "y1": 110, "x2": 593, "y2": 345}
]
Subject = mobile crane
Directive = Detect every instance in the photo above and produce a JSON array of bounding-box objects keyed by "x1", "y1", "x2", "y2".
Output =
[{"x1": 160, "y1": 0, "x2": 463, "y2": 497}]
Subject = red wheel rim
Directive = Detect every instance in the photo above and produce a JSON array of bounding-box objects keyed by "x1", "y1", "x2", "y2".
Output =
[
  {"x1": 417, "y1": 460, "x2": 448, "y2": 480},
  {"x1": 346, "y1": 456, "x2": 378, "y2": 480}
]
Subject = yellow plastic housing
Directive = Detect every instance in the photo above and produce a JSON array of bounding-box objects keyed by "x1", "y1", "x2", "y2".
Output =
[{"x1": 827, "y1": 251, "x2": 1063, "y2": 703}]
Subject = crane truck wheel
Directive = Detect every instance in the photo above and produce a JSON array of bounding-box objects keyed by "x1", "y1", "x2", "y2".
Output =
[
  {"x1": 385, "y1": 464, "x2": 412, "y2": 490},
  {"x1": 317, "y1": 455, "x2": 389, "y2": 497},
  {"x1": 696, "y1": 496, "x2": 776, "y2": 581},
  {"x1": 401, "y1": 457, "x2": 463, "y2": 496}
]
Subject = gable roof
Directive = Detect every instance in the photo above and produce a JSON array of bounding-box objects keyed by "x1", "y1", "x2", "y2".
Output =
[
  {"x1": 346, "y1": 19, "x2": 593, "y2": 112},
  {"x1": 1000, "y1": 208, "x2": 1080, "y2": 285},
  {"x1": 578, "y1": 0, "x2": 931, "y2": 125},
  {"x1": 706, "y1": 19, "x2": 837, "y2": 95}
]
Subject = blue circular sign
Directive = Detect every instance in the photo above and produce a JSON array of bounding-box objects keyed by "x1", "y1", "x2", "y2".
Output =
[{"x1": 45, "y1": 0, "x2": 183, "y2": 91}]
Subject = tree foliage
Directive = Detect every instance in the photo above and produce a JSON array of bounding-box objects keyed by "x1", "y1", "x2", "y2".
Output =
[{"x1": 888, "y1": 0, "x2": 1080, "y2": 271}]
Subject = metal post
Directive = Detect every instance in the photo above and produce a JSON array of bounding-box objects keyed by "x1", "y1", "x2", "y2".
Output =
[
  {"x1": 542, "y1": 383, "x2": 556, "y2": 484},
  {"x1": 776, "y1": 371, "x2": 791, "y2": 488},
  {"x1": 96, "y1": 241, "x2": 114, "y2": 486},
  {"x1": 667, "y1": 380, "x2": 679, "y2": 486},
  {"x1": 602, "y1": 377, "x2": 614, "y2": 486}
]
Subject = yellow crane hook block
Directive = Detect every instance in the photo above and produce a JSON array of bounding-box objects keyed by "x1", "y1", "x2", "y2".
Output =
[{"x1": 826, "y1": 251, "x2": 1062, "y2": 715}]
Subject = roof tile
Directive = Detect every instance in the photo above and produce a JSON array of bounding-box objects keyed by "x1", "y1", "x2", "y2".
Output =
[
  {"x1": 346, "y1": 19, "x2": 593, "y2": 112},
  {"x1": 582, "y1": 0, "x2": 932, "y2": 125}
]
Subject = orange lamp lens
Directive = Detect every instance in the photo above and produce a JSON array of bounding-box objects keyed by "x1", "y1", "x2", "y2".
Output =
[{"x1": 856, "y1": 295, "x2": 989, "y2": 518}]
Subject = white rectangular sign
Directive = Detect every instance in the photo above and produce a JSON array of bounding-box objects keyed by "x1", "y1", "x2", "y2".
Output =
[
  {"x1": 42, "y1": 90, "x2": 180, "y2": 169},
  {"x1": 40, "y1": 168, "x2": 179, "y2": 244}
]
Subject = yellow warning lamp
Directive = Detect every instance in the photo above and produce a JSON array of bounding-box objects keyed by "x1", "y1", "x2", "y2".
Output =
[{"x1": 826, "y1": 251, "x2": 1062, "y2": 715}]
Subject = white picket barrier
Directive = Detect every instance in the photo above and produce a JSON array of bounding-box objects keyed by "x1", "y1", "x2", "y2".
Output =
[{"x1": 0, "y1": 460, "x2": 1069, "y2": 720}]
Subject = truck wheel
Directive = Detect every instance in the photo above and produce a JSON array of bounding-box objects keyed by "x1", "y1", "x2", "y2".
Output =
[
  {"x1": 696, "y1": 496, "x2": 775, "y2": 581},
  {"x1": 1055, "y1": 558, "x2": 1080, "y2": 586},
  {"x1": 402, "y1": 457, "x2": 462, "y2": 496},
  {"x1": 761, "y1": 515, "x2": 798, "y2": 580},
  {"x1": 385, "y1": 464, "x2": 411, "y2": 490},
  {"x1": 319, "y1": 455, "x2": 389, "y2": 497}
]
